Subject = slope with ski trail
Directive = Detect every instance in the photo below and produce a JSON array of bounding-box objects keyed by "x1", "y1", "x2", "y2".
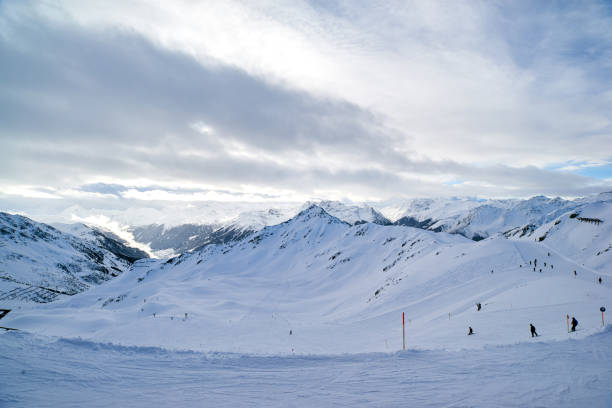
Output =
[{"x1": 1, "y1": 328, "x2": 611, "y2": 408}]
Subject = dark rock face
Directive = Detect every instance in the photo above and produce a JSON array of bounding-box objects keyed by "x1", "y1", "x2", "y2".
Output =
[
  {"x1": 131, "y1": 223, "x2": 261, "y2": 255},
  {"x1": 394, "y1": 216, "x2": 437, "y2": 229},
  {"x1": 131, "y1": 224, "x2": 216, "y2": 254},
  {"x1": 88, "y1": 229, "x2": 149, "y2": 263}
]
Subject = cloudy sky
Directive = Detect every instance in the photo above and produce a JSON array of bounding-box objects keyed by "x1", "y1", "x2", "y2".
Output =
[{"x1": 1, "y1": 0, "x2": 612, "y2": 215}]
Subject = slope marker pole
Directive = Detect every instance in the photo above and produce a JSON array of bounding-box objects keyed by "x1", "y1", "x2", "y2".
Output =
[{"x1": 402, "y1": 312, "x2": 406, "y2": 351}]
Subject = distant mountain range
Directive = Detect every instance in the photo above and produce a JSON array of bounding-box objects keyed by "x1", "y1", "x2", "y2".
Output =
[
  {"x1": 378, "y1": 195, "x2": 585, "y2": 240},
  {"x1": 2, "y1": 192, "x2": 611, "y2": 308},
  {"x1": 122, "y1": 195, "x2": 606, "y2": 255},
  {"x1": 3, "y1": 195, "x2": 610, "y2": 353},
  {"x1": 127, "y1": 201, "x2": 392, "y2": 256}
]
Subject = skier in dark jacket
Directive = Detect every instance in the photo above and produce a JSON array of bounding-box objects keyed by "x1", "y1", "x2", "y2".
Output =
[
  {"x1": 468, "y1": 326, "x2": 474, "y2": 335},
  {"x1": 476, "y1": 303, "x2": 481, "y2": 311},
  {"x1": 530, "y1": 323, "x2": 538, "y2": 337},
  {"x1": 571, "y1": 317, "x2": 578, "y2": 332}
]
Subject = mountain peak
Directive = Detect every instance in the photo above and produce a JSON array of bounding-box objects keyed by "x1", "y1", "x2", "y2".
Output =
[{"x1": 293, "y1": 204, "x2": 345, "y2": 224}]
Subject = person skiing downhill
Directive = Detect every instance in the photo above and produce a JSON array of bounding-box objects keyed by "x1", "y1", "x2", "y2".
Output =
[
  {"x1": 571, "y1": 317, "x2": 578, "y2": 332},
  {"x1": 468, "y1": 326, "x2": 474, "y2": 336},
  {"x1": 530, "y1": 323, "x2": 538, "y2": 337}
]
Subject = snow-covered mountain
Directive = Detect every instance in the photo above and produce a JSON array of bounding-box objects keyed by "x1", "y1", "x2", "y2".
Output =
[
  {"x1": 311, "y1": 200, "x2": 391, "y2": 225},
  {"x1": 5, "y1": 201, "x2": 611, "y2": 354},
  {"x1": 511, "y1": 194, "x2": 612, "y2": 271},
  {"x1": 378, "y1": 195, "x2": 584, "y2": 240},
  {"x1": 0, "y1": 212, "x2": 146, "y2": 303},
  {"x1": 377, "y1": 197, "x2": 485, "y2": 224},
  {"x1": 127, "y1": 202, "x2": 391, "y2": 257}
]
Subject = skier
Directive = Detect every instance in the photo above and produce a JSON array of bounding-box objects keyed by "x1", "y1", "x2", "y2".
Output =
[
  {"x1": 574, "y1": 270, "x2": 577, "y2": 277},
  {"x1": 571, "y1": 317, "x2": 578, "y2": 332},
  {"x1": 468, "y1": 326, "x2": 474, "y2": 336},
  {"x1": 476, "y1": 303, "x2": 482, "y2": 311},
  {"x1": 530, "y1": 323, "x2": 538, "y2": 337},
  {"x1": 598, "y1": 277, "x2": 603, "y2": 284}
]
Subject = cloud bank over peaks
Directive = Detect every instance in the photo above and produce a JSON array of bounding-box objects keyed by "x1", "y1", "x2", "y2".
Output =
[{"x1": 0, "y1": 0, "x2": 611, "y2": 204}]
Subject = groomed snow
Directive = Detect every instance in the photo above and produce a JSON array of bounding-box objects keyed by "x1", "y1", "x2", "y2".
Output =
[{"x1": 2, "y1": 328, "x2": 611, "y2": 407}]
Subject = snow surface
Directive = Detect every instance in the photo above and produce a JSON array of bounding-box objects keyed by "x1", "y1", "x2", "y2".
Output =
[
  {"x1": 2, "y1": 198, "x2": 612, "y2": 406},
  {"x1": 2, "y1": 328, "x2": 612, "y2": 407},
  {"x1": 3, "y1": 203, "x2": 611, "y2": 354}
]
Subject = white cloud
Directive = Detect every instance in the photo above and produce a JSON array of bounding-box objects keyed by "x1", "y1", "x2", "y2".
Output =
[
  {"x1": 38, "y1": 0, "x2": 612, "y2": 167},
  {"x1": 1, "y1": 0, "x2": 611, "y2": 204},
  {"x1": 0, "y1": 185, "x2": 62, "y2": 199},
  {"x1": 69, "y1": 213, "x2": 153, "y2": 255}
]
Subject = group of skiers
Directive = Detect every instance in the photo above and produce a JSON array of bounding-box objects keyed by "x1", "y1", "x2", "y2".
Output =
[
  {"x1": 466, "y1": 253, "x2": 604, "y2": 337},
  {"x1": 467, "y1": 302, "x2": 580, "y2": 337},
  {"x1": 530, "y1": 255, "x2": 605, "y2": 285}
]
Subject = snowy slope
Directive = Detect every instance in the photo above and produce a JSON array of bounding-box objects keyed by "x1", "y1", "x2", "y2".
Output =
[
  {"x1": 513, "y1": 195, "x2": 612, "y2": 273},
  {"x1": 0, "y1": 213, "x2": 138, "y2": 303},
  {"x1": 4, "y1": 204, "x2": 611, "y2": 355},
  {"x1": 377, "y1": 195, "x2": 583, "y2": 240},
  {"x1": 2, "y1": 327, "x2": 612, "y2": 408},
  {"x1": 450, "y1": 195, "x2": 580, "y2": 240}
]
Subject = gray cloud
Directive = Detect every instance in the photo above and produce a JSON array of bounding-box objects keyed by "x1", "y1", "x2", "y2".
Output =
[
  {"x1": 0, "y1": 6, "x2": 402, "y2": 184},
  {"x1": 0, "y1": 1, "x2": 611, "y2": 205}
]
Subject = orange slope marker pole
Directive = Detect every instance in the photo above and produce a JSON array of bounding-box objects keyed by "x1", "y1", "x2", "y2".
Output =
[{"x1": 402, "y1": 312, "x2": 406, "y2": 351}]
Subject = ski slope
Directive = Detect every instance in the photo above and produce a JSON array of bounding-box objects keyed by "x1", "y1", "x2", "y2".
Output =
[
  {"x1": 1, "y1": 328, "x2": 612, "y2": 408},
  {"x1": 2, "y1": 199, "x2": 612, "y2": 407},
  {"x1": 3, "y1": 204, "x2": 611, "y2": 354}
]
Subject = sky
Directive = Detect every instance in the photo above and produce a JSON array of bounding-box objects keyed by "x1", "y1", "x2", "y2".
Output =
[{"x1": 1, "y1": 0, "x2": 612, "y2": 221}]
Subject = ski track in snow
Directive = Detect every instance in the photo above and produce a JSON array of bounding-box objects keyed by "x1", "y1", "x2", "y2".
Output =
[{"x1": 1, "y1": 329, "x2": 612, "y2": 408}]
